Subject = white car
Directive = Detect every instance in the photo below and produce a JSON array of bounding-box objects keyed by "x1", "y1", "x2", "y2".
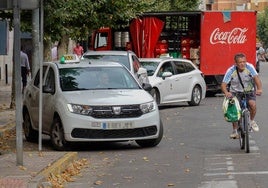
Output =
[
  {"x1": 139, "y1": 57, "x2": 206, "y2": 106},
  {"x1": 23, "y1": 56, "x2": 163, "y2": 150},
  {"x1": 82, "y1": 50, "x2": 149, "y2": 85}
]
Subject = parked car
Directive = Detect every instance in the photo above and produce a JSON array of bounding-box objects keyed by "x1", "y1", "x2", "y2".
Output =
[
  {"x1": 82, "y1": 50, "x2": 149, "y2": 85},
  {"x1": 139, "y1": 57, "x2": 206, "y2": 106},
  {"x1": 23, "y1": 56, "x2": 163, "y2": 150}
]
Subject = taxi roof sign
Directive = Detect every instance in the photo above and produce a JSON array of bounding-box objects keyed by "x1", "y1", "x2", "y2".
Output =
[{"x1": 60, "y1": 54, "x2": 80, "y2": 64}]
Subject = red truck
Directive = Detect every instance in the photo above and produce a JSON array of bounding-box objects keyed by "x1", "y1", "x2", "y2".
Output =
[{"x1": 90, "y1": 11, "x2": 257, "y2": 93}]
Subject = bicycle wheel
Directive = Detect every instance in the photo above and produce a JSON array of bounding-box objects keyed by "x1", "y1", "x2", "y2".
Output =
[
  {"x1": 243, "y1": 110, "x2": 250, "y2": 153},
  {"x1": 238, "y1": 120, "x2": 245, "y2": 150}
]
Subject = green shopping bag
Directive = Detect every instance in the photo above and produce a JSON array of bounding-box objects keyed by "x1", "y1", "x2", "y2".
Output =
[{"x1": 222, "y1": 97, "x2": 241, "y2": 122}]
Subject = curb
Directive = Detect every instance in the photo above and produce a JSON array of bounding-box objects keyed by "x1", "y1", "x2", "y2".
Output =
[{"x1": 28, "y1": 152, "x2": 78, "y2": 188}]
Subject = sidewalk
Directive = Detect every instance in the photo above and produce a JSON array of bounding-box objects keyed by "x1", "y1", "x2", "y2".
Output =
[{"x1": 0, "y1": 81, "x2": 78, "y2": 188}]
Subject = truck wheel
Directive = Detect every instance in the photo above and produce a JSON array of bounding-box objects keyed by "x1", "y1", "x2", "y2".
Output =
[
  {"x1": 188, "y1": 85, "x2": 202, "y2": 106},
  {"x1": 23, "y1": 110, "x2": 38, "y2": 142},
  {"x1": 50, "y1": 116, "x2": 69, "y2": 151},
  {"x1": 151, "y1": 88, "x2": 160, "y2": 105},
  {"x1": 136, "y1": 120, "x2": 163, "y2": 147}
]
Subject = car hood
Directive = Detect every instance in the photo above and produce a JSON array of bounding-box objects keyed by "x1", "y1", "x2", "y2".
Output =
[{"x1": 62, "y1": 89, "x2": 153, "y2": 105}]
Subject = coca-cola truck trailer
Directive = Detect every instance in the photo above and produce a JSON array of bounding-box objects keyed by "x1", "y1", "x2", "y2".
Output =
[{"x1": 90, "y1": 11, "x2": 256, "y2": 93}]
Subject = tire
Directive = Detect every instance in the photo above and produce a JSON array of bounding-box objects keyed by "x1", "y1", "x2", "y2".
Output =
[
  {"x1": 238, "y1": 122, "x2": 245, "y2": 150},
  {"x1": 23, "y1": 110, "x2": 38, "y2": 142},
  {"x1": 244, "y1": 111, "x2": 250, "y2": 153},
  {"x1": 150, "y1": 88, "x2": 160, "y2": 105},
  {"x1": 136, "y1": 120, "x2": 164, "y2": 148},
  {"x1": 188, "y1": 85, "x2": 202, "y2": 106},
  {"x1": 50, "y1": 116, "x2": 69, "y2": 151}
]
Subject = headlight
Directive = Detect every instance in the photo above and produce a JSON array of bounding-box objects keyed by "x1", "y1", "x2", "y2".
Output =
[
  {"x1": 67, "y1": 104, "x2": 92, "y2": 115},
  {"x1": 140, "y1": 101, "x2": 156, "y2": 114}
]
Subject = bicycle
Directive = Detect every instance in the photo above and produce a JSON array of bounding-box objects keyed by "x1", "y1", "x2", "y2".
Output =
[{"x1": 236, "y1": 92, "x2": 250, "y2": 153}]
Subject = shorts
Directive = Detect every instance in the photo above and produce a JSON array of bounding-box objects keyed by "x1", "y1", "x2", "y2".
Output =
[{"x1": 233, "y1": 91, "x2": 256, "y2": 107}]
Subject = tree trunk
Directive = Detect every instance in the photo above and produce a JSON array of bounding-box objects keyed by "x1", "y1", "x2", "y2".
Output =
[
  {"x1": 58, "y1": 35, "x2": 70, "y2": 59},
  {"x1": 43, "y1": 40, "x2": 51, "y2": 62}
]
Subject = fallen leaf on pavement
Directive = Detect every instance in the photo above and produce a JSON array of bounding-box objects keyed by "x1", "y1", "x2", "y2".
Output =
[
  {"x1": 184, "y1": 168, "x2": 190, "y2": 173},
  {"x1": 143, "y1": 157, "x2": 149, "y2": 161},
  {"x1": 47, "y1": 158, "x2": 89, "y2": 187},
  {"x1": 94, "y1": 180, "x2": 103, "y2": 185},
  {"x1": 19, "y1": 165, "x2": 27, "y2": 171}
]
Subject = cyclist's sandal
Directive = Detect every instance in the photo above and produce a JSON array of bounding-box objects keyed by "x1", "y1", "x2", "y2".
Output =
[
  {"x1": 230, "y1": 131, "x2": 239, "y2": 139},
  {"x1": 250, "y1": 120, "x2": 259, "y2": 132}
]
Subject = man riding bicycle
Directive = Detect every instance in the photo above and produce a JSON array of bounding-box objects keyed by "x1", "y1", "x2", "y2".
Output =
[{"x1": 221, "y1": 53, "x2": 262, "y2": 139}]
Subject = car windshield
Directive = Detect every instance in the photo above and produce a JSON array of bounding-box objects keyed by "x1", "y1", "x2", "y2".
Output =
[
  {"x1": 59, "y1": 66, "x2": 139, "y2": 91},
  {"x1": 83, "y1": 55, "x2": 131, "y2": 70},
  {"x1": 140, "y1": 61, "x2": 160, "y2": 76}
]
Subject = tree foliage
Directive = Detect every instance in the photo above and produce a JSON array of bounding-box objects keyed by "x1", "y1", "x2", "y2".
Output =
[
  {"x1": 257, "y1": 8, "x2": 268, "y2": 48},
  {"x1": 0, "y1": 0, "x2": 200, "y2": 56},
  {"x1": 43, "y1": 0, "x2": 199, "y2": 42}
]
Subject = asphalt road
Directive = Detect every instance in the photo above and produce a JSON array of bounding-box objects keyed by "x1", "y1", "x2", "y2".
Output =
[
  {"x1": 66, "y1": 62, "x2": 268, "y2": 188},
  {"x1": 21, "y1": 62, "x2": 268, "y2": 188}
]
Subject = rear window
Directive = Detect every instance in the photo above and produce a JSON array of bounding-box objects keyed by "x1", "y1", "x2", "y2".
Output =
[
  {"x1": 140, "y1": 61, "x2": 160, "y2": 76},
  {"x1": 83, "y1": 55, "x2": 130, "y2": 70}
]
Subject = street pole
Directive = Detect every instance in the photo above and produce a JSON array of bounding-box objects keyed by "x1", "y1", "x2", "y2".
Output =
[
  {"x1": 38, "y1": 0, "x2": 43, "y2": 151},
  {"x1": 13, "y1": 0, "x2": 23, "y2": 166}
]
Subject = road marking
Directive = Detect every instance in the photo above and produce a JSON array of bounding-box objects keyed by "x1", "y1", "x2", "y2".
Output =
[
  {"x1": 199, "y1": 180, "x2": 237, "y2": 188},
  {"x1": 204, "y1": 171, "x2": 268, "y2": 176},
  {"x1": 206, "y1": 153, "x2": 260, "y2": 157},
  {"x1": 205, "y1": 167, "x2": 228, "y2": 171},
  {"x1": 250, "y1": 146, "x2": 259, "y2": 151}
]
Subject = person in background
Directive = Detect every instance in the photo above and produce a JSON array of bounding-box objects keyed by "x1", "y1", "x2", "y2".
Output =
[
  {"x1": 21, "y1": 47, "x2": 30, "y2": 94},
  {"x1": 51, "y1": 42, "x2": 58, "y2": 61},
  {"x1": 73, "y1": 42, "x2": 84, "y2": 58},
  {"x1": 221, "y1": 53, "x2": 262, "y2": 139},
  {"x1": 256, "y1": 46, "x2": 265, "y2": 73}
]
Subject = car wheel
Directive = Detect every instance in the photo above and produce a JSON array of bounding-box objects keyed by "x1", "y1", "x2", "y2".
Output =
[
  {"x1": 188, "y1": 85, "x2": 202, "y2": 106},
  {"x1": 135, "y1": 120, "x2": 163, "y2": 147},
  {"x1": 23, "y1": 110, "x2": 38, "y2": 142},
  {"x1": 50, "y1": 116, "x2": 69, "y2": 151},
  {"x1": 150, "y1": 88, "x2": 160, "y2": 105}
]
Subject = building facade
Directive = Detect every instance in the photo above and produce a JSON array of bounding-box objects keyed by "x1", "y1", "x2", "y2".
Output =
[{"x1": 202, "y1": 0, "x2": 268, "y2": 11}]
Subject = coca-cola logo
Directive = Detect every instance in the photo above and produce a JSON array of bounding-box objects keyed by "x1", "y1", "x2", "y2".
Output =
[{"x1": 210, "y1": 28, "x2": 248, "y2": 44}]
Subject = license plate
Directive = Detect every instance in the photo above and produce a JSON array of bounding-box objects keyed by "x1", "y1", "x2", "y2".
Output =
[{"x1": 96, "y1": 122, "x2": 133, "y2": 129}]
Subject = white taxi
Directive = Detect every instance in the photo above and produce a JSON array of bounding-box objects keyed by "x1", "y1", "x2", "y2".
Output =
[{"x1": 22, "y1": 55, "x2": 163, "y2": 150}]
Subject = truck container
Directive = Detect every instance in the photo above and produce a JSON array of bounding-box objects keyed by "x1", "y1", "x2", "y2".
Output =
[{"x1": 90, "y1": 11, "x2": 256, "y2": 93}]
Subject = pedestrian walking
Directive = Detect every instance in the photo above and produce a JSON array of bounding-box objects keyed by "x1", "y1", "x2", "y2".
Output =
[
  {"x1": 73, "y1": 42, "x2": 84, "y2": 58},
  {"x1": 20, "y1": 47, "x2": 30, "y2": 94}
]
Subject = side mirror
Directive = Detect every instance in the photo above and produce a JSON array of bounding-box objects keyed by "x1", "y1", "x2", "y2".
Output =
[
  {"x1": 142, "y1": 83, "x2": 152, "y2": 92},
  {"x1": 161, "y1": 72, "x2": 172, "y2": 80}
]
